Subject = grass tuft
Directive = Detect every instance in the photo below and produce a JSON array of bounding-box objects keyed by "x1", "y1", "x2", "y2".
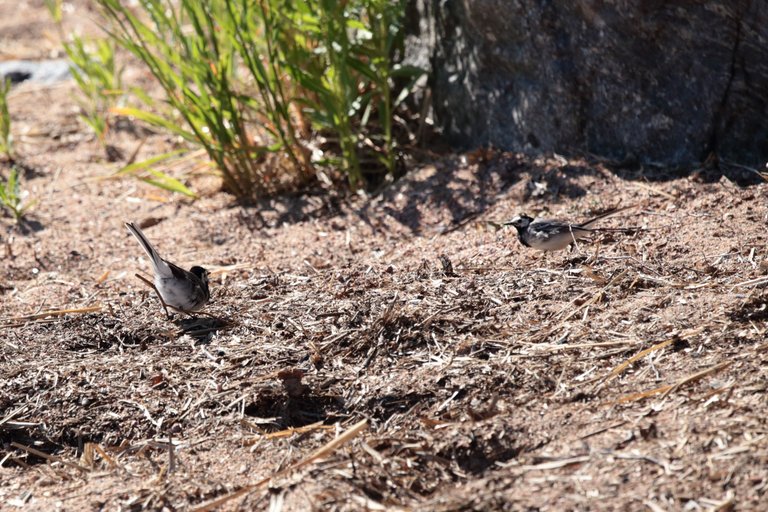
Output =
[
  {"x1": 0, "y1": 167, "x2": 36, "y2": 223},
  {"x1": 64, "y1": 36, "x2": 125, "y2": 147},
  {"x1": 92, "y1": 0, "x2": 421, "y2": 201}
]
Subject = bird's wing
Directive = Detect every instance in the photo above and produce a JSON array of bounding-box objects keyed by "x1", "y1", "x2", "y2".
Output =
[
  {"x1": 531, "y1": 219, "x2": 591, "y2": 235},
  {"x1": 167, "y1": 260, "x2": 194, "y2": 281}
]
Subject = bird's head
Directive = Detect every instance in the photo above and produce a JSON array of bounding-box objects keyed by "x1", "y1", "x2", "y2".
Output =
[
  {"x1": 190, "y1": 266, "x2": 209, "y2": 285},
  {"x1": 504, "y1": 214, "x2": 534, "y2": 232}
]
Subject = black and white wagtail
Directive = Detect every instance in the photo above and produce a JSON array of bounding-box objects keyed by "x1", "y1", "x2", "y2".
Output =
[
  {"x1": 125, "y1": 222, "x2": 210, "y2": 316},
  {"x1": 505, "y1": 206, "x2": 634, "y2": 252}
]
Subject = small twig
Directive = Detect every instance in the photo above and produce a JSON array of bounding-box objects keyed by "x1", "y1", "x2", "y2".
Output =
[
  {"x1": 578, "y1": 421, "x2": 627, "y2": 440},
  {"x1": 190, "y1": 419, "x2": 369, "y2": 512},
  {"x1": 636, "y1": 273, "x2": 685, "y2": 288},
  {"x1": 168, "y1": 433, "x2": 176, "y2": 474},
  {"x1": 516, "y1": 340, "x2": 634, "y2": 353},
  {"x1": 10, "y1": 442, "x2": 89, "y2": 474},
  {"x1": 243, "y1": 421, "x2": 334, "y2": 445},
  {"x1": 120, "y1": 399, "x2": 162, "y2": 428},
  {"x1": 514, "y1": 455, "x2": 591, "y2": 471},
  {"x1": 660, "y1": 361, "x2": 733, "y2": 400},
  {"x1": 0, "y1": 405, "x2": 28, "y2": 427},
  {"x1": 614, "y1": 451, "x2": 677, "y2": 474},
  {"x1": 416, "y1": 305, "x2": 463, "y2": 328},
  {"x1": 613, "y1": 361, "x2": 733, "y2": 404},
  {"x1": 89, "y1": 443, "x2": 119, "y2": 470},
  {"x1": 1, "y1": 305, "x2": 102, "y2": 326},
  {"x1": 732, "y1": 276, "x2": 768, "y2": 288},
  {"x1": 592, "y1": 327, "x2": 705, "y2": 392},
  {"x1": 125, "y1": 136, "x2": 147, "y2": 166},
  {"x1": 315, "y1": 311, "x2": 346, "y2": 320},
  {"x1": 630, "y1": 181, "x2": 677, "y2": 200}
]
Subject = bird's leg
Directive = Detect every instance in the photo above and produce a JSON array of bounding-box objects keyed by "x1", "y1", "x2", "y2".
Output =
[
  {"x1": 567, "y1": 225, "x2": 581, "y2": 252},
  {"x1": 134, "y1": 273, "x2": 171, "y2": 319},
  {"x1": 170, "y1": 305, "x2": 197, "y2": 318},
  {"x1": 170, "y1": 306, "x2": 217, "y2": 319}
]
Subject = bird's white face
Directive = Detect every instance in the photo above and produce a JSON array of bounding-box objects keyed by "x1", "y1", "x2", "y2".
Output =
[{"x1": 508, "y1": 215, "x2": 533, "y2": 230}]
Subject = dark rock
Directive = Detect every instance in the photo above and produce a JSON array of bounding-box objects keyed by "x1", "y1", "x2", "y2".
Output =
[
  {"x1": 0, "y1": 60, "x2": 71, "y2": 85},
  {"x1": 409, "y1": 0, "x2": 768, "y2": 167}
]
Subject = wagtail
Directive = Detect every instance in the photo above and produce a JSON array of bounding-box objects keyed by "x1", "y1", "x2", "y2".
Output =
[
  {"x1": 125, "y1": 222, "x2": 210, "y2": 316},
  {"x1": 505, "y1": 206, "x2": 635, "y2": 251}
]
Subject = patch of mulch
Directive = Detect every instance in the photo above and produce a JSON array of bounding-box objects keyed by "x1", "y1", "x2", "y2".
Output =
[{"x1": 2, "y1": 2, "x2": 768, "y2": 511}]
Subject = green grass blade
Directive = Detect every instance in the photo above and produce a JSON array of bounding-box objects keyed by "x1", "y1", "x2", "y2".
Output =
[
  {"x1": 141, "y1": 169, "x2": 198, "y2": 198},
  {"x1": 113, "y1": 149, "x2": 188, "y2": 176}
]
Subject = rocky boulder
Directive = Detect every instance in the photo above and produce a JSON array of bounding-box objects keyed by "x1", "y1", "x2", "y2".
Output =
[{"x1": 409, "y1": 0, "x2": 768, "y2": 168}]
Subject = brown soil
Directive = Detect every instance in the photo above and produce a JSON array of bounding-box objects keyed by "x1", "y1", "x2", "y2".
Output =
[{"x1": 2, "y1": 3, "x2": 767, "y2": 511}]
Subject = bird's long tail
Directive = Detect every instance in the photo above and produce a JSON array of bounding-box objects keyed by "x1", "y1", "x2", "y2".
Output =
[
  {"x1": 125, "y1": 222, "x2": 165, "y2": 276},
  {"x1": 578, "y1": 204, "x2": 637, "y2": 229}
]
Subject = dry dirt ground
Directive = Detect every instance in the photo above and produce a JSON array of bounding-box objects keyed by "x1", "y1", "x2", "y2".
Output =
[{"x1": 2, "y1": 2, "x2": 768, "y2": 511}]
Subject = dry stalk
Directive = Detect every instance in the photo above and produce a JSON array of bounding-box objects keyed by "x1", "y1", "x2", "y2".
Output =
[
  {"x1": 591, "y1": 327, "x2": 706, "y2": 393},
  {"x1": 1, "y1": 305, "x2": 103, "y2": 326},
  {"x1": 190, "y1": 419, "x2": 369, "y2": 512},
  {"x1": 613, "y1": 360, "x2": 733, "y2": 405},
  {"x1": 10, "y1": 442, "x2": 89, "y2": 475}
]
